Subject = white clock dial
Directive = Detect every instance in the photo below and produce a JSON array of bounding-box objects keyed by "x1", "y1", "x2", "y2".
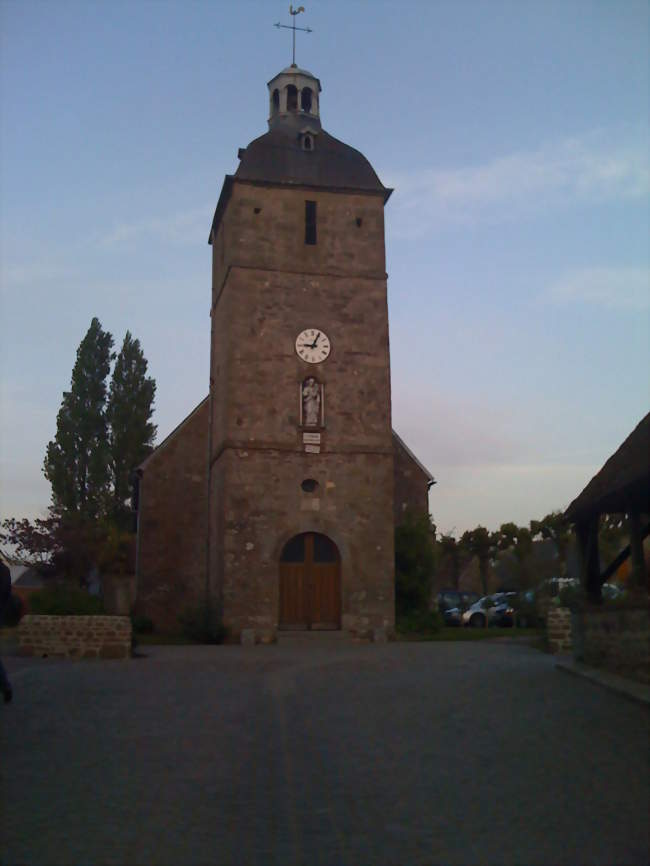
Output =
[{"x1": 295, "y1": 329, "x2": 331, "y2": 364}]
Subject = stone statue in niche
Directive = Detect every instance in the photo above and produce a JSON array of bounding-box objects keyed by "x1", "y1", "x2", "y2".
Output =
[{"x1": 302, "y1": 377, "x2": 321, "y2": 427}]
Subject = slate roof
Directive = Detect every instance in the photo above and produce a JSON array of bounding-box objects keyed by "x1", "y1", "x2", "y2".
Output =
[
  {"x1": 565, "y1": 412, "x2": 650, "y2": 520},
  {"x1": 209, "y1": 126, "x2": 391, "y2": 242},
  {"x1": 235, "y1": 127, "x2": 389, "y2": 197},
  {"x1": 392, "y1": 430, "x2": 435, "y2": 484}
]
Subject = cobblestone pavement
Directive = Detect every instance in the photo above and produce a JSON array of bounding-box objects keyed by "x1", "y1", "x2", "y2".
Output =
[{"x1": 1, "y1": 640, "x2": 648, "y2": 866}]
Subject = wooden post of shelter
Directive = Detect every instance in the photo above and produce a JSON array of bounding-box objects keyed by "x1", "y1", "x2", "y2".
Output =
[
  {"x1": 575, "y1": 516, "x2": 601, "y2": 603},
  {"x1": 627, "y1": 510, "x2": 646, "y2": 589}
]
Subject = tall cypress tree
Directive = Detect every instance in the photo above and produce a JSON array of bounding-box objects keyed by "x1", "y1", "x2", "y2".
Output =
[
  {"x1": 107, "y1": 331, "x2": 157, "y2": 524},
  {"x1": 44, "y1": 318, "x2": 114, "y2": 518}
]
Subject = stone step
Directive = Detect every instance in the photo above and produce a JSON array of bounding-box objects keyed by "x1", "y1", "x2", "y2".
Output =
[{"x1": 277, "y1": 629, "x2": 350, "y2": 641}]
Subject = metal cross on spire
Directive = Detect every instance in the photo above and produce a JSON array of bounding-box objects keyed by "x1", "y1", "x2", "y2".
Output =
[{"x1": 274, "y1": 5, "x2": 312, "y2": 67}]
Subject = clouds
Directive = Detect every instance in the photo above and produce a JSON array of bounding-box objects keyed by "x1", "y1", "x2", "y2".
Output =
[
  {"x1": 100, "y1": 205, "x2": 213, "y2": 248},
  {"x1": 384, "y1": 131, "x2": 649, "y2": 235},
  {"x1": 546, "y1": 267, "x2": 650, "y2": 311}
]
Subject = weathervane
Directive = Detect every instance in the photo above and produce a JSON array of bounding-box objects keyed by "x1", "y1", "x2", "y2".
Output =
[{"x1": 274, "y1": 5, "x2": 312, "y2": 67}]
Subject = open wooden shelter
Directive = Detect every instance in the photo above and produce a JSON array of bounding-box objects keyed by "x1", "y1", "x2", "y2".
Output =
[{"x1": 565, "y1": 412, "x2": 650, "y2": 600}]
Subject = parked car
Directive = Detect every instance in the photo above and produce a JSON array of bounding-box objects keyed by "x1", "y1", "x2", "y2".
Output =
[
  {"x1": 436, "y1": 590, "x2": 480, "y2": 626},
  {"x1": 461, "y1": 593, "x2": 517, "y2": 628},
  {"x1": 524, "y1": 578, "x2": 625, "y2": 620}
]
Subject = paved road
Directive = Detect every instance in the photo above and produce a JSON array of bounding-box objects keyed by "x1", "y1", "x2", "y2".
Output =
[{"x1": 1, "y1": 639, "x2": 648, "y2": 866}]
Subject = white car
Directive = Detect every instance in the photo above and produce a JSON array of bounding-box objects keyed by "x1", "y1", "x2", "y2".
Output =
[{"x1": 461, "y1": 593, "x2": 517, "y2": 628}]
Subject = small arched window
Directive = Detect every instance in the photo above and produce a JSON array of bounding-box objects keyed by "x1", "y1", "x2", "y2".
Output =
[
  {"x1": 302, "y1": 134, "x2": 312, "y2": 151},
  {"x1": 272, "y1": 89, "x2": 280, "y2": 111},
  {"x1": 286, "y1": 85, "x2": 298, "y2": 112},
  {"x1": 301, "y1": 87, "x2": 312, "y2": 113}
]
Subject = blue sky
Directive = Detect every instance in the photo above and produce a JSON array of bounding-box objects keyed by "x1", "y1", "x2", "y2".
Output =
[{"x1": 1, "y1": 0, "x2": 648, "y2": 535}]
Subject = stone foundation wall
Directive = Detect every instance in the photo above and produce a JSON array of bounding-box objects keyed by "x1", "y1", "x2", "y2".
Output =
[
  {"x1": 547, "y1": 606, "x2": 572, "y2": 654},
  {"x1": 578, "y1": 607, "x2": 649, "y2": 684},
  {"x1": 18, "y1": 615, "x2": 131, "y2": 659}
]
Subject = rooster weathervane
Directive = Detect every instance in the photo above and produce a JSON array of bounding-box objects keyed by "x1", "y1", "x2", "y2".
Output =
[{"x1": 274, "y1": 5, "x2": 312, "y2": 67}]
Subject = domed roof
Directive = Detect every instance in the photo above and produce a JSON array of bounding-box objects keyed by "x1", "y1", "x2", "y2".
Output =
[
  {"x1": 269, "y1": 64, "x2": 319, "y2": 82},
  {"x1": 235, "y1": 126, "x2": 389, "y2": 197}
]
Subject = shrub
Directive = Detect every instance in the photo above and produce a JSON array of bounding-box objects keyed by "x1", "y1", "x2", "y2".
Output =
[
  {"x1": 131, "y1": 614, "x2": 154, "y2": 634},
  {"x1": 3, "y1": 593, "x2": 25, "y2": 627},
  {"x1": 395, "y1": 511, "x2": 436, "y2": 615},
  {"x1": 28, "y1": 584, "x2": 105, "y2": 616},
  {"x1": 558, "y1": 582, "x2": 585, "y2": 612},
  {"x1": 178, "y1": 603, "x2": 228, "y2": 644},
  {"x1": 396, "y1": 608, "x2": 443, "y2": 635},
  {"x1": 97, "y1": 525, "x2": 136, "y2": 576}
]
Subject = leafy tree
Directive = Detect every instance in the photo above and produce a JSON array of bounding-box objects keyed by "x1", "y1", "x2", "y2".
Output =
[
  {"x1": 43, "y1": 318, "x2": 114, "y2": 518},
  {"x1": 497, "y1": 522, "x2": 533, "y2": 589},
  {"x1": 438, "y1": 534, "x2": 461, "y2": 589},
  {"x1": 0, "y1": 515, "x2": 59, "y2": 569},
  {"x1": 395, "y1": 511, "x2": 436, "y2": 614},
  {"x1": 10, "y1": 319, "x2": 158, "y2": 585},
  {"x1": 460, "y1": 526, "x2": 497, "y2": 595},
  {"x1": 107, "y1": 331, "x2": 157, "y2": 526},
  {"x1": 598, "y1": 513, "x2": 628, "y2": 567},
  {"x1": 530, "y1": 511, "x2": 571, "y2": 576},
  {"x1": 1, "y1": 510, "x2": 104, "y2": 585}
]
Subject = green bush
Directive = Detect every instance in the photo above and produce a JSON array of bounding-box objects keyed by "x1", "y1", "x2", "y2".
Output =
[
  {"x1": 178, "y1": 603, "x2": 228, "y2": 644},
  {"x1": 558, "y1": 583, "x2": 585, "y2": 611},
  {"x1": 131, "y1": 614, "x2": 154, "y2": 634},
  {"x1": 29, "y1": 584, "x2": 105, "y2": 615},
  {"x1": 396, "y1": 608, "x2": 443, "y2": 635},
  {"x1": 395, "y1": 511, "x2": 436, "y2": 615},
  {"x1": 3, "y1": 593, "x2": 25, "y2": 627}
]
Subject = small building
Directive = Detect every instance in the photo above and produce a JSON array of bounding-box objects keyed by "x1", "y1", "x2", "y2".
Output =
[{"x1": 565, "y1": 411, "x2": 650, "y2": 598}]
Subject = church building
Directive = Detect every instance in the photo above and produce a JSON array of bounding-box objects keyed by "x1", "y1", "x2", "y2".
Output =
[{"x1": 134, "y1": 63, "x2": 434, "y2": 641}]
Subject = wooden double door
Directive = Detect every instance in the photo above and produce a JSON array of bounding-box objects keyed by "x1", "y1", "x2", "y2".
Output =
[{"x1": 279, "y1": 532, "x2": 341, "y2": 630}]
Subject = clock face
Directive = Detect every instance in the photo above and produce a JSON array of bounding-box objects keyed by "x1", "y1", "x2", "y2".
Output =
[{"x1": 295, "y1": 329, "x2": 331, "y2": 364}]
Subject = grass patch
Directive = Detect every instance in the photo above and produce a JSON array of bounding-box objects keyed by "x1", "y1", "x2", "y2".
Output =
[
  {"x1": 395, "y1": 625, "x2": 543, "y2": 642},
  {"x1": 395, "y1": 609, "x2": 444, "y2": 640}
]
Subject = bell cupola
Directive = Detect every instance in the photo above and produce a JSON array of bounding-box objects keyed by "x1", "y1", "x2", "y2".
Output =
[{"x1": 268, "y1": 66, "x2": 322, "y2": 134}]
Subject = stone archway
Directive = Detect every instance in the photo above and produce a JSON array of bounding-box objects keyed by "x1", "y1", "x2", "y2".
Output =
[{"x1": 279, "y1": 532, "x2": 341, "y2": 630}]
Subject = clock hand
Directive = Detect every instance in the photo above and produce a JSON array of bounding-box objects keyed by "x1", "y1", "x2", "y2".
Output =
[{"x1": 309, "y1": 332, "x2": 321, "y2": 349}]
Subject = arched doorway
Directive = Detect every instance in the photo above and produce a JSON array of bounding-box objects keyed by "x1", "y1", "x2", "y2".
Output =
[{"x1": 279, "y1": 533, "x2": 341, "y2": 630}]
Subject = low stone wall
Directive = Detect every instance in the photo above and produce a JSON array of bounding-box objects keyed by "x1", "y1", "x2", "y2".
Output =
[
  {"x1": 577, "y1": 607, "x2": 649, "y2": 684},
  {"x1": 547, "y1": 606, "x2": 572, "y2": 654},
  {"x1": 18, "y1": 615, "x2": 131, "y2": 660}
]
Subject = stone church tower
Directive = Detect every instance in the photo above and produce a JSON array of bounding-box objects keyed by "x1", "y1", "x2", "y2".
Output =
[
  {"x1": 134, "y1": 64, "x2": 434, "y2": 640},
  {"x1": 208, "y1": 64, "x2": 395, "y2": 639}
]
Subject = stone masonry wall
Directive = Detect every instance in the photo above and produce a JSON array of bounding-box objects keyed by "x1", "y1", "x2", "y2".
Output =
[
  {"x1": 547, "y1": 606, "x2": 573, "y2": 654},
  {"x1": 210, "y1": 448, "x2": 395, "y2": 640},
  {"x1": 210, "y1": 267, "x2": 392, "y2": 453},
  {"x1": 209, "y1": 182, "x2": 395, "y2": 639},
  {"x1": 136, "y1": 398, "x2": 209, "y2": 631},
  {"x1": 212, "y1": 183, "x2": 387, "y2": 305},
  {"x1": 18, "y1": 615, "x2": 131, "y2": 659},
  {"x1": 393, "y1": 437, "x2": 431, "y2": 525},
  {"x1": 580, "y1": 607, "x2": 649, "y2": 684}
]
